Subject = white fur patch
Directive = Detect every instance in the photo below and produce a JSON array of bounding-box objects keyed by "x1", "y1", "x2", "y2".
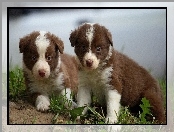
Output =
[
  {"x1": 101, "y1": 45, "x2": 113, "y2": 67},
  {"x1": 77, "y1": 66, "x2": 121, "y2": 124},
  {"x1": 35, "y1": 95, "x2": 50, "y2": 111},
  {"x1": 33, "y1": 31, "x2": 50, "y2": 79},
  {"x1": 57, "y1": 54, "x2": 61, "y2": 70},
  {"x1": 105, "y1": 89, "x2": 121, "y2": 123},
  {"x1": 102, "y1": 66, "x2": 121, "y2": 123},
  {"x1": 35, "y1": 31, "x2": 50, "y2": 56},
  {"x1": 85, "y1": 24, "x2": 94, "y2": 47},
  {"x1": 23, "y1": 62, "x2": 65, "y2": 95},
  {"x1": 56, "y1": 72, "x2": 65, "y2": 90},
  {"x1": 101, "y1": 66, "x2": 113, "y2": 84},
  {"x1": 32, "y1": 60, "x2": 50, "y2": 79},
  {"x1": 105, "y1": 45, "x2": 113, "y2": 61},
  {"x1": 77, "y1": 82, "x2": 92, "y2": 115}
]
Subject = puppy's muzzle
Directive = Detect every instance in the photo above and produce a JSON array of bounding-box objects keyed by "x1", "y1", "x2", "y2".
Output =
[
  {"x1": 38, "y1": 69, "x2": 46, "y2": 77},
  {"x1": 86, "y1": 59, "x2": 93, "y2": 67}
]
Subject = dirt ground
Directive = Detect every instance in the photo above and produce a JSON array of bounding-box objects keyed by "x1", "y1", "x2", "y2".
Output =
[
  {"x1": 9, "y1": 97, "x2": 72, "y2": 125},
  {"x1": 9, "y1": 100, "x2": 55, "y2": 124},
  {"x1": 8, "y1": 100, "x2": 107, "y2": 132},
  {"x1": 7, "y1": 99, "x2": 173, "y2": 132}
]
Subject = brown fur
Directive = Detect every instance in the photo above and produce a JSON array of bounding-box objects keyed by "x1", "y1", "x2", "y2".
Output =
[
  {"x1": 19, "y1": 31, "x2": 78, "y2": 108},
  {"x1": 69, "y1": 23, "x2": 166, "y2": 124},
  {"x1": 60, "y1": 53, "x2": 78, "y2": 94},
  {"x1": 19, "y1": 31, "x2": 64, "y2": 71}
]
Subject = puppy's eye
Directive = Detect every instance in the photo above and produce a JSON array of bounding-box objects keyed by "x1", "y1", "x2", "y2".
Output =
[
  {"x1": 81, "y1": 46, "x2": 86, "y2": 51},
  {"x1": 96, "y1": 47, "x2": 101, "y2": 52},
  {"x1": 46, "y1": 56, "x2": 52, "y2": 61},
  {"x1": 31, "y1": 56, "x2": 37, "y2": 61}
]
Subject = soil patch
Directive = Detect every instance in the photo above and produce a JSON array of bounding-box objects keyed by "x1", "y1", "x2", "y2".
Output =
[{"x1": 9, "y1": 100, "x2": 55, "y2": 124}]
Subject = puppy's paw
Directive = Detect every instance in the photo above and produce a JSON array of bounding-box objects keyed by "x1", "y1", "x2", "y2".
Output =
[
  {"x1": 108, "y1": 125, "x2": 122, "y2": 132},
  {"x1": 105, "y1": 116, "x2": 118, "y2": 124},
  {"x1": 35, "y1": 95, "x2": 50, "y2": 111},
  {"x1": 71, "y1": 101, "x2": 77, "y2": 108},
  {"x1": 75, "y1": 116, "x2": 81, "y2": 122}
]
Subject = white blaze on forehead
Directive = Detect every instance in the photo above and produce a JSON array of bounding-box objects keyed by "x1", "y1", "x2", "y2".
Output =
[
  {"x1": 86, "y1": 24, "x2": 94, "y2": 48},
  {"x1": 33, "y1": 31, "x2": 50, "y2": 79},
  {"x1": 35, "y1": 31, "x2": 50, "y2": 58}
]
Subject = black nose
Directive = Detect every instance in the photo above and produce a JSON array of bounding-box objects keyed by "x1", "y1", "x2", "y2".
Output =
[{"x1": 86, "y1": 59, "x2": 93, "y2": 67}]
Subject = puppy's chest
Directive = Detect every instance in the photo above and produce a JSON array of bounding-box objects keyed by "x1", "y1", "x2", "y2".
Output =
[
  {"x1": 79, "y1": 66, "x2": 113, "y2": 97},
  {"x1": 27, "y1": 72, "x2": 65, "y2": 95}
]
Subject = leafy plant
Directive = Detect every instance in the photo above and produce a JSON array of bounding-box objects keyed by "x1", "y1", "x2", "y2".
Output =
[
  {"x1": 158, "y1": 79, "x2": 166, "y2": 107},
  {"x1": 85, "y1": 105, "x2": 105, "y2": 124},
  {"x1": 69, "y1": 106, "x2": 85, "y2": 121},
  {"x1": 139, "y1": 97, "x2": 152, "y2": 123},
  {"x1": 50, "y1": 91, "x2": 83, "y2": 124},
  {"x1": 118, "y1": 106, "x2": 138, "y2": 124},
  {"x1": 50, "y1": 94, "x2": 69, "y2": 124}
]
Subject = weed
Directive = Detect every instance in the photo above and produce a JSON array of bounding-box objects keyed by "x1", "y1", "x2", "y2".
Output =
[
  {"x1": 118, "y1": 106, "x2": 138, "y2": 124},
  {"x1": 9, "y1": 66, "x2": 26, "y2": 101},
  {"x1": 31, "y1": 116, "x2": 37, "y2": 124},
  {"x1": 158, "y1": 79, "x2": 166, "y2": 107},
  {"x1": 49, "y1": 91, "x2": 80, "y2": 124},
  {"x1": 139, "y1": 97, "x2": 153, "y2": 124},
  {"x1": 69, "y1": 106, "x2": 85, "y2": 122}
]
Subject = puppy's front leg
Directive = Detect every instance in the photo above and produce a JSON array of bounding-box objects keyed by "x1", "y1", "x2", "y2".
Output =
[
  {"x1": 77, "y1": 86, "x2": 91, "y2": 115},
  {"x1": 60, "y1": 88, "x2": 77, "y2": 109},
  {"x1": 105, "y1": 89, "x2": 121, "y2": 124},
  {"x1": 35, "y1": 94, "x2": 50, "y2": 111}
]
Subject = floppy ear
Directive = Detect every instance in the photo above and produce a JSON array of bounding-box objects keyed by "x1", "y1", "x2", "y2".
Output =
[
  {"x1": 102, "y1": 26, "x2": 113, "y2": 46},
  {"x1": 69, "y1": 29, "x2": 78, "y2": 47},
  {"x1": 51, "y1": 34, "x2": 64, "y2": 54},
  {"x1": 19, "y1": 35, "x2": 30, "y2": 53},
  {"x1": 19, "y1": 31, "x2": 40, "y2": 53},
  {"x1": 106, "y1": 30, "x2": 113, "y2": 46}
]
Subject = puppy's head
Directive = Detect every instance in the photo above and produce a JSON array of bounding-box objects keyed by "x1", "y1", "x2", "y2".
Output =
[
  {"x1": 19, "y1": 31, "x2": 64, "y2": 79},
  {"x1": 69, "y1": 23, "x2": 113, "y2": 70}
]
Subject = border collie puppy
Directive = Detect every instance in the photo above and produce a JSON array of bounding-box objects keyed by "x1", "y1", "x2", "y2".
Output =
[
  {"x1": 19, "y1": 31, "x2": 78, "y2": 111},
  {"x1": 69, "y1": 23, "x2": 166, "y2": 125}
]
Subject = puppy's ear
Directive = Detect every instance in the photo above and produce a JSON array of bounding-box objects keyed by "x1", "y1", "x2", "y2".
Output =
[
  {"x1": 19, "y1": 35, "x2": 30, "y2": 53},
  {"x1": 50, "y1": 34, "x2": 64, "y2": 54},
  {"x1": 105, "y1": 28, "x2": 113, "y2": 46},
  {"x1": 51, "y1": 34, "x2": 64, "y2": 54},
  {"x1": 106, "y1": 31, "x2": 113, "y2": 46},
  {"x1": 69, "y1": 29, "x2": 78, "y2": 47},
  {"x1": 19, "y1": 31, "x2": 40, "y2": 53}
]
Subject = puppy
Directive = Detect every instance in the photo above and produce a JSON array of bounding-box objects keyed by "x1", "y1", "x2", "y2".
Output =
[
  {"x1": 69, "y1": 23, "x2": 166, "y2": 125},
  {"x1": 19, "y1": 31, "x2": 78, "y2": 111}
]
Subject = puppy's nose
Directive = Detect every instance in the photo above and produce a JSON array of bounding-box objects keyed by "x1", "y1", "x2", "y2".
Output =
[
  {"x1": 38, "y1": 69, "x2": 46, "y2": 77},
  {"x1": 86, "y1": 59, "x2": 93, "y2": 67}
]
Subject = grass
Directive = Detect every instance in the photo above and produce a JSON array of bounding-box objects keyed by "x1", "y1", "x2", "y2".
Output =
[
  {"x1": 9, "y1": 66, "x2": 26, "y2": 101},
  {"x1": 9, "y1": 67, "x2": 167, "y2": 127},
  {"x1": 158, "y1": 79, "x2": 167, "y2": 106}
]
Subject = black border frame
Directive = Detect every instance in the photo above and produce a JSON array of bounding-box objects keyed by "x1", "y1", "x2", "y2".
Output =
[{"x1": 7, "y1": 7, "x2": 167, "y2": 126}]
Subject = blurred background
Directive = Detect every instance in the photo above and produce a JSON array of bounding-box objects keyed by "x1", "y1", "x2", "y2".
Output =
[{"x1": 6, "y1": 4, "x2": 166, "y2": 79}]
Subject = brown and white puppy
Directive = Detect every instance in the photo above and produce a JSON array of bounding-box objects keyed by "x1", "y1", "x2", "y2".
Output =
[
  {"x1": 19, "y1": 31, "x2": 78, "y2": 111},
  {"x1": 69, "y1": 23, "x2": 166, "y2": 126}
]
